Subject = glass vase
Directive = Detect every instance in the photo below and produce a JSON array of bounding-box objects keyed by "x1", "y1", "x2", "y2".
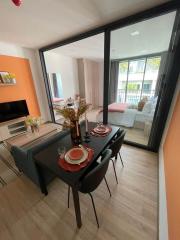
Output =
[{"x1": 70, "y1": 120, "x2": 81, "y2": 144}]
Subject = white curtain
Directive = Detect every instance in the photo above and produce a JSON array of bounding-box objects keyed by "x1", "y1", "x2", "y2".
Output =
[{"x1": 83, "y1": 59, "x2": 103, "y2": 108}]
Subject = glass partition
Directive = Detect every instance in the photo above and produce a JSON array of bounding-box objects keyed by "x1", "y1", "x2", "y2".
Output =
[
  {"x1": 43, "y1": 33, "x2": 104, "y2": 125},
  {"x1": 107, "y1": 11, "x2": 176, "y2": 145},
  {"x1": 40, "y1": 8, "x2": 179, "y2": 150}
]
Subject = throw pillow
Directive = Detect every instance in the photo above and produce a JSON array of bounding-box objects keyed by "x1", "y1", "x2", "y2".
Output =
[
  {"x1": 138, "y1": 97, "x2": 148, "y2": 111},
  {"x1": 142, "y1": 101, "x2": 153, "y2": 113}
]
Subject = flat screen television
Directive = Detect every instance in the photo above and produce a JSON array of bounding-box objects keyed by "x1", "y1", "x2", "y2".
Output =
[{"x1": 0, "y1": 100, "x2": 29, "y2": 123}]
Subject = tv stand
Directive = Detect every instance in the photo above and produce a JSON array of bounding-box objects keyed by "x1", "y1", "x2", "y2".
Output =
[{"x1": 0, "y1": 117, "x2": 27, "y2": 141}]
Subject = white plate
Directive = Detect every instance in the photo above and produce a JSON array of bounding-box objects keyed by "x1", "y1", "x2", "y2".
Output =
[
  {"x1": 65, "y1": 147, "x2": 88, "y2": 165},
  {"x1": 93, "y1": 127, "x2": 109, "y2": 134}
]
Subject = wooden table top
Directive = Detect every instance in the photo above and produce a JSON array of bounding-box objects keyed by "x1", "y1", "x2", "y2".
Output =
[{"x1": 5, "y1": 123, "x2": 61, "y2": 149}]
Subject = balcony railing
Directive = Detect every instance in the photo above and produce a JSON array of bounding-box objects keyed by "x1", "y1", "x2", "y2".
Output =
[{"x1": 117, "y1": 89, "x2": 155, "y2": 105}]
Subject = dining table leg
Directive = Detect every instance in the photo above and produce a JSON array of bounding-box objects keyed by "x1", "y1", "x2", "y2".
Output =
[{"x1": 72, "y1": 187, "x2": 82, "y2": 228}]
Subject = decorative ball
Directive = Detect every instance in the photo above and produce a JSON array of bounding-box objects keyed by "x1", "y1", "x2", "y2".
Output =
[{"x1": 11, "y1": 0, "x2": 22, "y2": 7}]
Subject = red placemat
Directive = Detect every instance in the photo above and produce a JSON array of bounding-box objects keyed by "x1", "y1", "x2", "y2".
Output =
[
  {"x1": 58, "y1": 147, "x2": 94, "y2": 172},
  {"x1": 90, "y1": 125, "x2": 112, "y2": 137}
]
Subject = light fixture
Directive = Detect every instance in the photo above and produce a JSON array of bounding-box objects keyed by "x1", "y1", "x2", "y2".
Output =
[
  {"x1": 131, "y1": 31, "x2": 140, "y2": 36},
  {"x1": 11, "y1": 0, "x2": 22, "y2": 7}
]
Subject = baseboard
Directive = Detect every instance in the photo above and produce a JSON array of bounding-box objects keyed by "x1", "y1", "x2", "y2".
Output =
[{"x1": 159, "y1": 146, "x2": 168, "y2": 240}]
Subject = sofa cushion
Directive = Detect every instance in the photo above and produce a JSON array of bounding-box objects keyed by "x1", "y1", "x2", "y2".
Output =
[
  {"x1": 23, "y1": 129, "x2": 69, "y2": 155},
  {"x1": 11, "y1": 129, "x2": 69, "y2": 188}
]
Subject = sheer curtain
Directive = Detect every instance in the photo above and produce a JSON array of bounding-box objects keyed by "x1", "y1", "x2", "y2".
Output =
[
  {"x1": 109, "y1": 61, "x2": 119, "y2": 104},
  {"x1": 83, "y1": 59, "x2": 103, "y2": 108},
  {"x1": 50, "y1": 73, "x2": 63, "y2": 98}
]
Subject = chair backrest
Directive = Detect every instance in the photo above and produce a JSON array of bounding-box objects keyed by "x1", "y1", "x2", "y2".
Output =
[
  {"x1": 109, "y1": 130, "x2": 126, "y2": 158},
  {"x1": 114, "y1": 128, "x2": 124, "y2": 139},
  {"x1": 79, "y1": 149, "x2": 112, "y2": 193}
]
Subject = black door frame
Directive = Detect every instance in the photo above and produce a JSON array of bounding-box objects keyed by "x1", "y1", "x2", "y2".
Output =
[
  {"x1": 39, "y1": 1, "x2": 180, "y2": 152},
  {"x1": 149, "y1": 9, "x2": 180, "y2": 151}
]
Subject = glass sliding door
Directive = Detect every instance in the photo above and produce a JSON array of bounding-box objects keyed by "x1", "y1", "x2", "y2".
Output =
[
  {"x1": 118, "y1": 61, "x2": 128, "y2": 103},
  {"x1": 127, "y1": 58, "x2": 146, "y2": 105},
  {"x1": 108, "y1": 11, "x2": 176, "y2": 146},
  {"x1": 117, "y1": 56, "x2": 161, "y2": 106},
  {"x1": 43, "y1": 33, "x2": 104, "y2": 125}
]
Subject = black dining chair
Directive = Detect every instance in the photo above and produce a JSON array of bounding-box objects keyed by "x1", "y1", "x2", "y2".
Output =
[
  {"x1": 109, "y1": 128, "x2": 123, "y2": 145},
  {"x1": 109, "y1": 130, "x2": 126, "y2": 184},
  {"x1": 67, "y1": 149, "x2": 112, "y2": 228},
  {"x1": 114, "y1": 128, "x2": 123, "y2": 138}
]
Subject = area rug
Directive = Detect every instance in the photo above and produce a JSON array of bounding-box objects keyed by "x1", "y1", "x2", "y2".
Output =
[{"x1": 0, "y1": 144, "x2": 21, "y2": 187}]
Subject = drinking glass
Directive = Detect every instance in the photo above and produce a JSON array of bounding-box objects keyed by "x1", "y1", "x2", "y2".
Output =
[
  {"x1": 97, "y1": 121, "x2": 103, "y2": 127},
  {"x1": 58, "y1": 146, "x2": 66, "y2": 159}
]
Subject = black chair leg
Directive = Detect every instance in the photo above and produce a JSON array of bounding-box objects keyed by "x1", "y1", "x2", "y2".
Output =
[
  {"x1": 104, "y1": 176, "x2": 111, "y2": 197},
  {"x1": 68, "y1": 185, "x2": 70, "y2": 208},
  {"x1": 111, "y1": 159, "x2": 118, "y2": 184},
  {"x1": 118, "y1": 152, "x2": 124, "y2": 167},
  {"x1": 88, "y1": 193, "x2": 99, "y2": 228}
]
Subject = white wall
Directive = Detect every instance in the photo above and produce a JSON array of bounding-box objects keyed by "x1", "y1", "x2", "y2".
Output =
[
  {"x1": 159, "y1": 75, "x2": 180, "y2": 240},
  {"x1": 0, "y1": 41, "x2": 51, "y2": 121},
  {"x1": 44, "y1": 52, "x2": 79, "y2": 99}
]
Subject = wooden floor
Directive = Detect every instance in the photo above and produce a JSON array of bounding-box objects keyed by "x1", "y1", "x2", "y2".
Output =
[
  {"x1": 0, "y1": 145, "x2": 158, "y2": 240},
  {"x1": 86, "y1": 108, "x2": 149, "y2": 145},
  {"x1": 123, "y1": 127, "x2": 149, "y2": 145},
  {"x1": 55, "y1": 108, "x2": 149, "y2": 145}
]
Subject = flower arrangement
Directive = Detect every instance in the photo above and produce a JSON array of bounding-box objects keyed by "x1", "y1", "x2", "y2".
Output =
[
  {"x1": 56, "y1": 97, "x2": 90, "y2": 143},
  {"x1": 56, "y1": 98, "x2": 89, "y2": 128},
  {"x1": 25, "y1": 116, "x2": 41, "y2": 133}
]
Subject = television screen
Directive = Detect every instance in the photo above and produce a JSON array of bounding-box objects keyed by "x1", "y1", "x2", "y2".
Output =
[{"x1": 0, "y1": 100, "x2": 29, "y2": 123}]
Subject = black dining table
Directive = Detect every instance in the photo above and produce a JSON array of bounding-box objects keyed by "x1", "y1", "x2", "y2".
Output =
[{"x1": 34, "y1": 122, "x2": 119, "y2": 228}]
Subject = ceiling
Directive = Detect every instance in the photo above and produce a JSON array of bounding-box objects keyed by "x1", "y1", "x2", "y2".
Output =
[
  {"x1": 0, "y1": 0, "x2": 168, "y2": 49},
  {"x1": 49, "y1": 11, "x2": 176, "y2": 60},
  {"x1": 110, "y1": 11, "x2": 176, "y2": 59},
  {"x1": 50, "y1": 33, "x2": 104, "y2": 61}
]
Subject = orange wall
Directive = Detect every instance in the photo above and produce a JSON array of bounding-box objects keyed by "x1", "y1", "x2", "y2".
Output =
[
  {"x1": 0, "y1": 55, "x2": 40, "y2": 116},
  {"x1": 163, "y1": 93, "x2": 180, "y2": 240}
]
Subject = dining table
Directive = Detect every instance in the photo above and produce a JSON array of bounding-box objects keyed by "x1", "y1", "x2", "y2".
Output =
[{"x1": 34, "y1": 122, "x2": 119, "y2": 228}]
